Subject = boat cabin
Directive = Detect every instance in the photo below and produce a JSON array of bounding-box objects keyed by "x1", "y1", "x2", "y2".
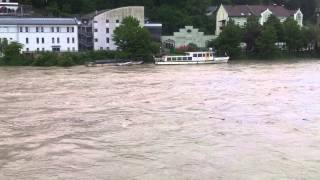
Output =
[{"x1": 164, "y1": 51, "x2": 215, "y2": 62}]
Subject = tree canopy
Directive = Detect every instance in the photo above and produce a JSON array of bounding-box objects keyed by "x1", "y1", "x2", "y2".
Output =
[
  {"x1": 113, "y1": 16, "x2": 158, "y2": 61},
  {"x1": 17, "y1": 0, "x2": 317, "y2": 34}
]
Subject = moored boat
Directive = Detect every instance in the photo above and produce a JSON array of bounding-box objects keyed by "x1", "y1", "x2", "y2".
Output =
[{"x1": 154, "y1": 50, "x2": 229, "y2": 65}]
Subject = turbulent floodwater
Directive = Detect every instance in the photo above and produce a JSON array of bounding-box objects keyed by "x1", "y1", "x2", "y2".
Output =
[{"x1": 0, "y1": 60, "x2": 320, "y2": 180}]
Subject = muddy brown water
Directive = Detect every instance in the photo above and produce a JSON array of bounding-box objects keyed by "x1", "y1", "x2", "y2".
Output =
[{"x1": 0, "y1": 60, "x2": 320, "y2": 180}]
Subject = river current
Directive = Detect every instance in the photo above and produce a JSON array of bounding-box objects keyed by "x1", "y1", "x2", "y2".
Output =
[{"x1": 0, "y1": 60, "x2": 320, "y2": 180}]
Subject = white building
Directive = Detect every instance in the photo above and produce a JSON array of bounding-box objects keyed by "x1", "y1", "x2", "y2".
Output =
[
  {"x1": 0, "y1": 17, "x2": 79, "y2": 52},
  {"x1": 0, "y1": 0, "x2": 19, "y2": 11},
  {"x1": 216, "y1": 4, "x2": 303, "y2": 35},
  {"x1": 79, "y1": 6, "x2": 144, "y2": 51}
]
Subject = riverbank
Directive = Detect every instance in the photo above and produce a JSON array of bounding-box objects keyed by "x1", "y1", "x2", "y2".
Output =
[
  {"x1": 0, "y1": 51, "x2": 135, "y2": 67},
  {"x1": 0, "y1": 50, "x2": 319, "y2": 67}
]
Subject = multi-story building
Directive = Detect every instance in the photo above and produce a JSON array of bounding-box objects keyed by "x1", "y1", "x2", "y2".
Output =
[
  {"x1": 0, "y1": 0, "x2": 19, "y2": 14},
  {"x1": 144, "y1": 22, "x2": 162, "y2": 41},
  {"x1": 216, "y1": 4, "x2": 303, "y2": 35},
  {"x1": 79, "y1": 6, "x2": 145, "y2": 51},
  {"x1": 0, "y1": 17, "x2": 79, "y2": 52}
]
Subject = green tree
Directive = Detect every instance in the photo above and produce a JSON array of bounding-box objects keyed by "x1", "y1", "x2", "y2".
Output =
[
  {"x1": 3, "y1": 42, "x2": 30, "y2": 65},
  {"x1": 113, "y1": 16, "x2": 157, "y2": 61},
  {"x1": 0, "y1": 39, "x2": 8, "y2": 57},
  {"x1": 264, "y1": 15, "x2": 284, "y2": 42},
  {"x1": 244, "y1": 16, "x2": 261, "y2": 54},
  {"x1": 256, "y1": 25, "x2": 278, "y2": 59},
  {"x1": 283, "y1": 18, "x2": 304, "y2": 52},
  {"x1": 215, "y1": 21, "x2": 243, "y2": 58}
]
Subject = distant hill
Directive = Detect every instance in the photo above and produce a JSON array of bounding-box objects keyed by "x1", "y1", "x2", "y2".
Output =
[{"x1": 18, "y1": 0, "x2": 317, "y2": 34}]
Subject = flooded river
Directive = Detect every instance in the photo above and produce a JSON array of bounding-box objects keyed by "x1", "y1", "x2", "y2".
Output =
[{"x1": 0, "y1": 60, "x2": 320, "y2": 180}]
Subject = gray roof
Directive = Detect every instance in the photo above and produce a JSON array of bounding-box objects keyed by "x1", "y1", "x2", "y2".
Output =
[
  {"x1": 224, "y1": 5, "x2": 297, "y2": 17},
  {"x1": 0, "y1": 17, "x2": 78, "y2": 25}
]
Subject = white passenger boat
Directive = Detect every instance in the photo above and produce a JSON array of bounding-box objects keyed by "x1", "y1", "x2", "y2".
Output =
[{"x1": 154, "y1": 51, "x2": 229, "y2": 65}]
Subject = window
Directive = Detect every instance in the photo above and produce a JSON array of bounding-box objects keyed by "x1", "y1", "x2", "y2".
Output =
[
  {"x1": 57, "y1": 38, "x2": 60, "y2": 44},
  {"x1": 193, "y1": 54, "x2": 197, "y2": 57},
  {"x1": 167, "y1": 57, "x2": 171, "y2": 61},
  {"x1": 41, "y1": 27, "x2": 44, "y2": 32},
  {"x1": 198, "y1": 54, "x2": 202, "y2": 57},
  {"x1": 26, "y1": 38, "x2": 29, "y2": 44},
  {"x1": 52, "y1": 46, "x2": 60, "y2": 52},
  {"x1": 26, "y1": 48, "x2": 29, "y2": 52},
  {"x1": 51, "y1": 27, "x2": 54, "y2": 32},
  {"x1": 94, "y1": 29, "x2": 98, "y2": 32},
  {"x1": 116, "y1": 20, "x2": 119, "y2": 23},
  {"x1": 94, "y1": 21, "x2": 98, "y2": 23},
  {"x1": 106, "y1": 38, "x2": 109, "y2": 43},
  {"x1": 72, "y1": 38, "x2": 75, "y2": 43},
  {"x1": 67, "y1": 27, "x2": 70, "y2": 32},
  {"x1": 25, "y1": 27, "x2": 29, "y2": 32},
  {"x1": 183, "y1": 57, "x2": 187, "y2": 60},
  {"x1": 36, "y1": 38, "x2": 39, "y2": 44},
  {"x1": 19, "y1": 27, "x2": 23, "y2": 32},
  {"x1": 106, "y1": 19, "x2": 109, "y2": 23},
  {"x1": 106, "y1": 28, "x2": 109, "y2": 33},
  {"x1": 72, "y1": 47, "x2": 75, "y2": 51},
  {"x1": 67, "y1": 38, "x2": 70, "y2": 44},
  {"x1": 172, "y1": 57, "x2": 176, "y2": 61},
  {"x1": 37, "y1": 48, "x2": 40, "y2": 51},
  {"x1": 107, "y1": 47, "x2": 110, "y2": 50},
  {"x1": 67, "y1": 47, "x2": 70, "y2": 51},
  {"x1": 42, "y1": 48, "x2": 45, "y2": 51},
  {"x1": 52, "y1": 38, "x2": 55, "y2": 43},
  {"x1": 188, "y1": 57, "x2": 192, "y2": 60},
  {"x1": 56, "y1": 27, "x2": 60, "y2": 32},
  {"x1": 36, "y1": 27, "x2": 39, "y2": 32},
  {"x1": 42, "y1": 38, "x2": 44, "y2": 43},
  {"x1": 100, "y1": 47, "x2": 103, "y2": 50},
  {"x1": 71, "y1": 27, "x2": 74, "y2": 32},
  {"x1": 95, "y1": 38, "x2": 98, "y2": 42}
]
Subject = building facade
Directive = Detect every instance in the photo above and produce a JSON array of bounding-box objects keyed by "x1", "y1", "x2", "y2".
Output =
[
  {"x1": 144, "y1": 22, "x2": 162, "y2": 41},
  {"x1": 162, "y1": 26, "x2": 216, "y2": 49},
  {"x1": 0, "y1": 18, "x2": 79, "y2": 52},
  {"x1": 216, "y1": 4, "x2": 303, "y2": 35},
  {"x1": 0, "y1": 0, "x2": 19, "y2": 12},
  {"x1": 79, "y1": 6, "x2": 144, "y2": 51}
]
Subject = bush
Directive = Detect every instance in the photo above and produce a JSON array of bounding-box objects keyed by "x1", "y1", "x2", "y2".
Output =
[
  {"x1": 57, "y1": 54, "x2": 75, "y2": 67},
  {"x1": 32, "y1": 52, "x2": 58, "y2": 66}
]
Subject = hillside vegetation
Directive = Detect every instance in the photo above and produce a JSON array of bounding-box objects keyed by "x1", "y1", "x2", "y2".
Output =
[{"x1": 18, "y1": 0, "x2": 317, "y2": 34}]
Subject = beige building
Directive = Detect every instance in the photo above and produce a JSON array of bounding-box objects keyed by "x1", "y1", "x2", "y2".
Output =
[
  {"x1": 79, "y1": 6, "x2": 144, "y2": 51},
  {"x1": 215, "y1": 4, "x2": 303, "y2": 35}
]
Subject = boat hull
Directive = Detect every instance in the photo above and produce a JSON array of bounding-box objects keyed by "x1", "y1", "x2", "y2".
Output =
[{"x1": 155, "y1": 57, "x2": 229, "y2": 65}]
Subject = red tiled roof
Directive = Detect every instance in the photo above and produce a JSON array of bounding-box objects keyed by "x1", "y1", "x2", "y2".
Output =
[{"x1": 223, "y1": 5, "x2": 298, "y2": 17}]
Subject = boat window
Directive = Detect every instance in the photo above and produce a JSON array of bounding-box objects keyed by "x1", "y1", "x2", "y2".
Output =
[
  {"x1": 210, "y1": 53, "x2": 213, "y2": 57},
  {"x1": 167, "y1": 57, "x2": 171, "y2": 61},
  {"x1": 193, "y1": 54, "x2": 197, "y2": 57},
  {"x1": 172, "y1": 57, "x2": 176, "y2": 61},
  {"x1": 188, "y1": 57, "x2": 192, "y2": 60},
  {"x1": 183, "y1": 57, "x2": 187, "y2": 60},
  {"x1": 206, "y1": 53, "x2": 209, "y2": 57},
  {"x1": 178, "y1": 57, "x2": 182, "y2": 61},
  {"x1": 198, "y1": 54, "x2": 202, "y2": 57}
]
